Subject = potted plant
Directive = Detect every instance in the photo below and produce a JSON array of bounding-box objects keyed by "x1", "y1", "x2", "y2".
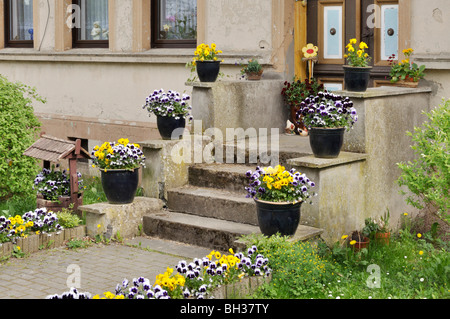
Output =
[
  {"x1": 91, "y1": 138, "x2": 146, "y2": 204},
  {"x1": 190, "y1": 43, "x2": 224, "y2": 82},
  {"x1": 349, "y1": 230, "x2": 370, "y2": 252},
  {"x1": 244, "y1": 165, "x2": 316, "y2": 237},
  {"x1": 34, "y1": 165, "x2": 83, "y2": 213},
  {"x1": 297, "y1": 91, "x2": 358, "y2": 158},
  {"x1": 281, "y1": 77, "x2": 325, "y2": 136},
  {"x1": 240, "y1": 59, "x2": 263, "y2": 80},
  {"x1": 343, "y1": 38, "x2": 372, "y2": 92},
  {"x1": 374, "y1": 209, "x2": 391, "y2": 245},
  {"x1": 388, "y1": 48, "x2": 425, "y2": 88},
  {"x1": 143, "y1": 89, "x2": 193, "y2": 140}
]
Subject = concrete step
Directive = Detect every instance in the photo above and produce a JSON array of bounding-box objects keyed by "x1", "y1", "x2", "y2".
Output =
[
  {"x1": 167, "y1": 185, "x2": 258, "y2": 225},
  {"x1": 143, "y1": 211, "x2": 261, "y2": 251},
  {"x1": 188, "y1": 163, "x2": 253, "y2": 193},
  {"x1": 143, "y1": 210, "x2": 324, "y2": 251}
]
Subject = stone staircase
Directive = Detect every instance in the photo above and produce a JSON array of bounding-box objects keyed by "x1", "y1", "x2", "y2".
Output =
[{"x1": 142, "y1": 138, "x2": 325, "y2": 251}]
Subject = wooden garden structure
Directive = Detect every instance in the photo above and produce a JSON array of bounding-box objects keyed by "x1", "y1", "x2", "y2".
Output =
[{"x1": 24, "y1": 134, "x2": 91, "y2": 213}]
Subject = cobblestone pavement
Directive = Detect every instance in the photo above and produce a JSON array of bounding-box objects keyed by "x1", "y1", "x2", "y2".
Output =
[{"x1": 0, "y1": 237, "x2": 211, "y2": 299}]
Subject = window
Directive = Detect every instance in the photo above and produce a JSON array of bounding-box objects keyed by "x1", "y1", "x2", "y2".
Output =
[
  {"x1": 4, "y1": 0, "x2": 34, "y2": 48},
  {"x1": 72, "y1": 0, "x2": 109, "y2": 48},
  {"x1": 151, "y1": 0, "x2": 197, "y2": 48}
]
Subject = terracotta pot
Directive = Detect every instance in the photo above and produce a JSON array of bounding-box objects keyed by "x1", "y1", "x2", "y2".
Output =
[
  {"x1": 352, "y1": 237, "x2": 370, "y2": 251},
  {"x1": 375, "y1": 232, "x2": 391, "y2": 245},
  {"x1": 394, "y1": 80, "x2": 418, "y2": 88},
  {"x1": 246, "y1": 70, "x2": 263, "y2": 81}
]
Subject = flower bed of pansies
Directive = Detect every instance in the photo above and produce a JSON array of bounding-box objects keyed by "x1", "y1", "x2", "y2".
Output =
[
  {"x1": 0, "y1": 208, "x2": 63, "y2": 244},
  {"x1": 47, "y1": 246, "x2": 272, "y2": 299}
]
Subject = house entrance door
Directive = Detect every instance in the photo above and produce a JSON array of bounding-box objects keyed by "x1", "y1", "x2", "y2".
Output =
[{"x1": 305, "y1": 0, "x2": 404, "y2": 91}]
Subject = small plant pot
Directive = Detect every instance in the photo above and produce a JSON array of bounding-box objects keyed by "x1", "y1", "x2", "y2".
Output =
[
  {"x1": 351, "y1": 237, "x2": 370, "y2": 252},
  {"x1": 375, "y1": 232, "x2": 391, "y2": 245},
  {"x1": 246, "y1": 70, "x2": 263, "y2": 81}
]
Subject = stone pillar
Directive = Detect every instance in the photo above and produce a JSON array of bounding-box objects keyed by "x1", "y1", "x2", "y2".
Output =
[{"x1": 186, "y1": 80, "x2": 289, "y2": 140}]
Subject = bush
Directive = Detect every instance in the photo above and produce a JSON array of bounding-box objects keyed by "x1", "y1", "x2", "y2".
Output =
[
  {"x1": 397, "y1": 99, "x2": 450, "y2": 223},
  {"x1": 0, "y1": 75, "x2": 45, "y2": 200}
]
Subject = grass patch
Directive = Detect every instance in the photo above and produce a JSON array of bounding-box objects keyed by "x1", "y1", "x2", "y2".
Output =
[{"x1": 244, "y1": 223, "x2": 449, "y2": 299}]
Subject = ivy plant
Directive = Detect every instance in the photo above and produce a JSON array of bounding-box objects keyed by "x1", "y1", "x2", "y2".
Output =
[
  {"x1": 397, "y1": 99, "x2": 450, "y2": 223},
  {"x1": 0, "y1": 75, "x2": 45, "y2": 200}
]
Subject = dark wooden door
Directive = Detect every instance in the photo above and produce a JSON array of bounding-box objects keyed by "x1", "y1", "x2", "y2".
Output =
[{"x1": 307, "y1": 0, "x2": 399, "y2": 91}]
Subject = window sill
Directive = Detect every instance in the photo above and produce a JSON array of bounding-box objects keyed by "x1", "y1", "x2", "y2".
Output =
[{"x1": 0, "y1": 47, "x2": 270, "y2": 65}]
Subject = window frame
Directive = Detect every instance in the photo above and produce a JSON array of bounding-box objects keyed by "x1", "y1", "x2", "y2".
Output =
[
  {"x1": 151, "y1": 0, "x2": 197, "y2": 49},
  {"x1": 4, "y1": 0, "x2": 34, "y2": 48},
  {"x1": 71, "y1": 0, "x2": 109, "y2": 49}
]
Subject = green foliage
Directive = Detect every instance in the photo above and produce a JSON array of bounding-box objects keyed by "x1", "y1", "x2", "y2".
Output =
[
  {"x1": 0, "y1": 74, "x2": 45, "y2": 200},
  {"x1": 56, "y1": 206, "x2": 83, "y2": 229},
  {"x1": 397, "y1": 99, "x2": 450, "y2": 223}
]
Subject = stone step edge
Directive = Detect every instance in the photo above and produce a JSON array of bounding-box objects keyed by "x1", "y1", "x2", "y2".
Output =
[
  {"x1": 143, "y1": 211, "x2": 260, "y2": 250},
  {"x1": 0, "y1": 226, "x2": 86, "y2": 258}
]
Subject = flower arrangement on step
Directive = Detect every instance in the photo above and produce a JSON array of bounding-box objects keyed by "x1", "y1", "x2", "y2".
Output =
[
  {"x1": 344, "y1": 38, "x2": 371, "y2": 67},
  {"x1": 240, "y1": 59, "x2": 263, "y2": 80},
  {"x1": 188, "y1": 43, "x2": 224, "y2": 82},
  {"x1": 388, "y1": 48, "x2": 425, "y2": 86},
  {"x1": 297, "y1": 91, "x2": 358, "y2": 130},
  {"x1": 297, "y1": 92, "x2": 357, "y2": 158},
  {"x1": 143, "y1": 89, "x2": 193, "y2": 121},
  {"x1": 343, "y1": 38, "x2": 372, "y2": 91},
  {"x1": 91, "y1": 138, "x2": 145, "y2": 171},
  {"x1": 245, "y1": 165, "x2": 315, "y2": 204},
  {"x1": 143, "y1": 89, "x2": 193, "y2": 140}
]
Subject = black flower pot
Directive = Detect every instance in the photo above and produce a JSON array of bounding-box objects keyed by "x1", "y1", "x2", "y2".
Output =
[
  {"x1": 101, "y1": 169, "x2": 139, "y2": 204},
  {"x1": 196, "y1": 61, "x2": 221, "y2": 82},
  {"x1": 309, "y1": 127, "x2": 345, "y2": 158},
  {"x1": 156, "y1": 115, "x2": 186, "y2": 140},
  {"x1": 343, "y1": 66, "x2": 372, "y2": 92},
  {"x1": 255, "y1": 199, "x2": 302, "y2": 237}
]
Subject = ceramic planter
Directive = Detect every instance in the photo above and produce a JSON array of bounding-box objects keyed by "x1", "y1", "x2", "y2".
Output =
[
  {"x1": 343, "y1": 65, "x2": 372, "y2": 92},
  {"x1": 196, "y1": 61, "x2": 221, "y2": 82},
  {"x1": 245, "y1": 70, "x2": 263, "y2": 81},
  {"x1": 100, "y1": 168, "x2": 140, "y2": 204},
  {"x1": 309, "y1": 127, "x2": 345, "y2": 158},
  {"x1": 254, "y1": 199, "x2": 302, "y2": 237},
  {"x1": 156, "y1": 115, "x2": 186, "y2": 140}
]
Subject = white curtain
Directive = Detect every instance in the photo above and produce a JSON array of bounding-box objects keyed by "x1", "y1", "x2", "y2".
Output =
[
  {"x1": 159, "y1": 0, "x2": 197, "y2": 40},
  {"x1": 9, "y1": 0, "x2": 34, "y2": 41},
  {"x1": 78, "y1": 0, "x2": 109, "y2": 40}
]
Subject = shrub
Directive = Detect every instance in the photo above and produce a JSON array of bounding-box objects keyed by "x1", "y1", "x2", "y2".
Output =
[
  {"x1": 0, "y1": 75, "x2": 44, "y2": 200},
  {"x1": 397, "y1": 99, "x2": 450, "y2": 223}
]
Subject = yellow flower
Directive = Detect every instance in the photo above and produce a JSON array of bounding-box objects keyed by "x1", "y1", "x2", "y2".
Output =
[
  {"x1": 419, "y1": 251, "x2": 424, "y2": 255},
  {"x1": 349, "y1": 240, "x2": 356, "y2": 245},
  {"x1": 350, "y1": 38, "x2": 357, "y2": 44},
  {"x1": 341, "y1": 235, "x2": 348, "y2": 240},
  {"x1": 417, "y1": 233, "x2": 422, "y2": 238},
  {"x1": 214, "y1": 251, "x2": 221, "y2": 259},
  {"x1": 359, "y1": 41, "x2": 368, "y2": 49},
  {"x1": 228, "y1": 248, "x2": 235, "y2": 255},
  {"x1": 16, "y1": 246, "x2": 21, "y2": 251},
  {"x1": 403, "y1": 213, "x2": 408, "y2": 216}
]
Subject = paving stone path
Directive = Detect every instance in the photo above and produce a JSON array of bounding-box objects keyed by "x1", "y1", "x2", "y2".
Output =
[{"x1": 0, "y1": 237, "x2": 211, "y2": 299}]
